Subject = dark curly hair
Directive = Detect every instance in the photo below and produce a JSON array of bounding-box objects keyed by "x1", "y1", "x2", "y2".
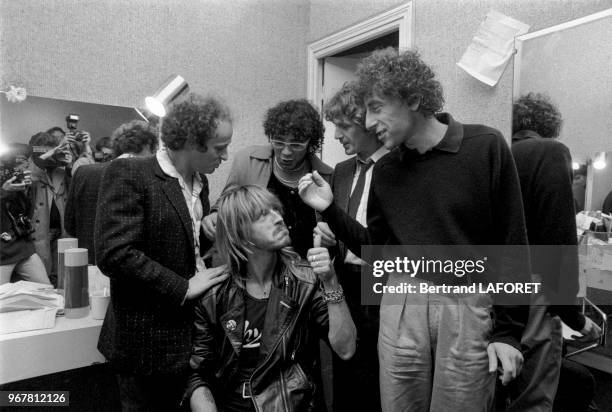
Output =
[
  {"x1": 355, "y1": 48, "x2": 444, "y2": 117},
  {"x1": 323, "y1": 81, "x2": 365, "y2": 127},
  {"x1": 111, "y1": 120, "x2": 158, "y2": 156},
  {"x1": 161, "y1": 93, "x2": 232, "y2": 152},
  {"x1": 263, "y1": 99, "x2": 324, "y2": 154},
  {"x1": 512, "y1": 93, "x2": 563, "y2": 139}
]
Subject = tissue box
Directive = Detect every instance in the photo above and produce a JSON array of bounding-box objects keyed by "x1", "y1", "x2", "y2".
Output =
[{"x1": 0, "y1": 307, "x2": 58, "y2": 334}]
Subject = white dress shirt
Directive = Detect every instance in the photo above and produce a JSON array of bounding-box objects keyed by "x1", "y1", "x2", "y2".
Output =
[
  {"x1": 344, "y1": 146, "x2": 389, "y2": 264},
  {"x1": 156, "y1": 148, "x2": 206, "y2": 273}
]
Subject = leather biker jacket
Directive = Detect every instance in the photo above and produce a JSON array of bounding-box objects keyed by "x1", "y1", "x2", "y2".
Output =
[{"x1": 186, "y1": 260, "x2": 329, "y2": 411}]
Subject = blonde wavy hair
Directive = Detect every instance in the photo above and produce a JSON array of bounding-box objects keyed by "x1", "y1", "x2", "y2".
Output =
[{"x1": 216, "y1": 185, "x2": 299, "y2": 287}]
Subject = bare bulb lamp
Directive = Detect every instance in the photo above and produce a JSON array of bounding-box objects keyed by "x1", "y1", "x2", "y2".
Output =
[
  {"x1": 593, "y1": 152, "x2": 607, "y2": 170},
  {"x1": 145, "y1": 75, "x2": 189, "y2": 117}
]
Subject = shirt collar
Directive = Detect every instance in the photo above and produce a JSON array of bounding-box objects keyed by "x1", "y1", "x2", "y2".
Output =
[
  {"x1": 357, "y1": 146, "x2": 389, "y2": 165},
  {"x1": 156, "y1": 148, "x2": 203, "y2": 188},
  {"x1": 512, "y1": 129, "x2": 541, "y2": 143},
  {"x1": 399, "y1": 113, "x2": 463, "y2": 162},
  {"x1": 431, "y1": 113, "x2": 462, "y2": 153}
]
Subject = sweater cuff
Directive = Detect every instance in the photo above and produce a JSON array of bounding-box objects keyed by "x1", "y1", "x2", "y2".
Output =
[{"x1": 490, "y1": 335, "x2": 521, "y2": 352}]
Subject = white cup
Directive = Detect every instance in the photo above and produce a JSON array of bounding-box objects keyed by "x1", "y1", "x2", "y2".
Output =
[{"x1": 90, "y1": 291, "x2": 110, "y2": 320}]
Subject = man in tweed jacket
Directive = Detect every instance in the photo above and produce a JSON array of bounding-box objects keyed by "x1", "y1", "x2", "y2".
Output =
[{"x1": 95, "y1": 94, "x2": 232, "y2": 411}]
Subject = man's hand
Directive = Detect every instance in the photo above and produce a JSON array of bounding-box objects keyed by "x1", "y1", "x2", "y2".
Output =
[
  {"x1": 202, "y1": 212, "x2": 217, "y2": 241},
  {"x1": 298, "y1": 171, "x2": 333, "y2": 212},
  {"x1": 314, "y1": 222, "x2": 336, "y2": 247},
  {"x1": 190, "y1": 386, "x2": 218, "y2": 412},
  {"x1": 573, "y1": 316, "x2": 602, "y2": 342},
  {"x1": 487, "y1": 342, "x2": 523, "y2": 386},
  {"x1": 66, "y1": 131, "x2": 92, "y2": 156},
  {"x1": 1, "y1": 171, "x2": 32, "y2": 192},
  {"x1": 186, "y1": 265, "x2": 228, "y2": 300}
]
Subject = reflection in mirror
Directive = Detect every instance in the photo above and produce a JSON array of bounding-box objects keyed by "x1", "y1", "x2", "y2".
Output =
[
  {"x1": 514, "y1": 9, "x2": 612, "y2": 213},
  {"x1": 0, "y1": 95, "x2": 148, "y2": 152}
]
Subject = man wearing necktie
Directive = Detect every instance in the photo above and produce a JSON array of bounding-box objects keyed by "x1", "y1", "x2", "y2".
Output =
[{"x1": 314, "y1": 82, "x2": 388, "y2": 412}]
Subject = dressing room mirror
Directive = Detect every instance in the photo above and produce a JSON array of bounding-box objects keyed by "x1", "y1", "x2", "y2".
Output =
[
  {"x1": 0, "y1": 95, "x2": 148, "y2": 150},
  {"x1": 513, "y1": 9, "x2": 612, "y2": 212}
]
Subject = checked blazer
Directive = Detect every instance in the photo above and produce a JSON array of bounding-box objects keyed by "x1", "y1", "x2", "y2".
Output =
[{"x1": 95, "y1": 156, "x2": 212, "y2": 375}]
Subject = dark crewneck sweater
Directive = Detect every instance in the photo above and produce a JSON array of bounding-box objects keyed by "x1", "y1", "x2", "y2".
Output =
[
  {"x1": 512, "y1": 130, "x2": 585, "y2": 331},
  {"x1": 322, "y1": 113, "x2": 530, "y2": 349}
]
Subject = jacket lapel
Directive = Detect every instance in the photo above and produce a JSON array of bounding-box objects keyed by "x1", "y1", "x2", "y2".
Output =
[
  {"x1": 154, "y1": 160, "x2": 195, "y2": 254},
  {"x1": 335, "y1": 158, "x2": 357, "y2": 212},
  {"x1": 219, "y1": 291, "x2": 245, "y2": 357},
  {"x1": 257, "y1": 284, "x2": 297, "y2": 362}
]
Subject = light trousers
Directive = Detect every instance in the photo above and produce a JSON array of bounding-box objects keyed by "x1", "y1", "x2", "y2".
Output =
[
  {"x1": 0, "y1": 253, "x2": 50, "y2": 285},
  {"x1": 378, "y1": 276, "x2": 495, "y2": 412}
]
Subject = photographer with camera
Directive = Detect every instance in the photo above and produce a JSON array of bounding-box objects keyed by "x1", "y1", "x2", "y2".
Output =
[
  {"x1": 64, "y1": 114, "x2": 95, "y2": 174},
  {"x1": 27, "y1": 131, "x2": 73, "y2": 286},
  {"x1": 0, "y1": 143, "x2": 50, "y2": 285}
]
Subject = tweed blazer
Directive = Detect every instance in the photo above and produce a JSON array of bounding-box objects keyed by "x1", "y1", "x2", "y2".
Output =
[
  {"x1": 65, "y1": 162, "x2": 107, "y2": 264},
  {"x1": 95, "y1": 156, "x2": 212, "y2": 375}
]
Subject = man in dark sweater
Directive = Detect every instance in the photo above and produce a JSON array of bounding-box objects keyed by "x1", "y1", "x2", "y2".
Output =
[
  {"x1": 299, "y1": 48, "x2": 530, "y2": 412},
  {"x1": 503, "y1": 93, "x2": 601, "y2": 411}
]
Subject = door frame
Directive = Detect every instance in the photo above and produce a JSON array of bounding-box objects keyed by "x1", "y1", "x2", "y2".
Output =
[{"x1": 306, "y1": 2, "x2": 414, "y2": 107}]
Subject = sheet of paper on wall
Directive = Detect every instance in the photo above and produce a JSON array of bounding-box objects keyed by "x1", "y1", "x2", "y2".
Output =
[{"x1": 457, "y1": 10, "x2": 530, "y2": 86}]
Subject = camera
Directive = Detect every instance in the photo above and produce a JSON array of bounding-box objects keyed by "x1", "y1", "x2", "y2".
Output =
[
  {"x1": 11, "y1": 170, "x2": 25, "y2": 184},
  {"x1": 8, "y1": 210, "x2": 34, "y2": 238},
  {"x1": 72, "y1": 131, "x2": 87, "y2": 142},
  {"x1": 0, "y1": 167, "x2": 25, "y2": 185}
]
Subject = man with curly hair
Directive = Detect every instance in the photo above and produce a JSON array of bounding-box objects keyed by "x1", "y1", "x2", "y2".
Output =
[
  {"x1": 299, "y1": 48, "x2": 530, "y2": 411},
  {"x1": 65, "y1": 120, "x2": 159, "y2": 264},
  {"x1": 505, "y1": 93, "x2": 601, "y2": 411},
  {"x1": 95, "y1": 94, "x2": 232, "y2": 411},
  {"x1": 202, "y1": 99, "x2": 333, "y2": 259}
]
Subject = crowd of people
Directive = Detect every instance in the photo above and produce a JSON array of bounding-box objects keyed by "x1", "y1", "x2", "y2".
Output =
[{"x1": 0, "y1": 48, "x2": 604, "y2": 412}]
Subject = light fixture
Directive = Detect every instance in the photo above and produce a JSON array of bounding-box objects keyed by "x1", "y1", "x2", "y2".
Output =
[
  {"x1": 0, "y1": 140, "x2": 9, "y2": 157},
  {"x1": 592, "y1": 152, "x2": 607, "y2": 170},
  {"x1": 572, "y1": 162, "x2": 580, "y2": 170},
  {"x1": 145, "y1": 75, "x2": 189, "y2": 117}
]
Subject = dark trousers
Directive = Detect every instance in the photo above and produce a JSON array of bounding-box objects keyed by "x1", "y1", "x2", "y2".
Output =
[
  {"x1": 333, "y1": 263, "x2": 381, "y2": 412},
  {"x1": 116, "y1": 372, "x2": 187, "y2": 412}
]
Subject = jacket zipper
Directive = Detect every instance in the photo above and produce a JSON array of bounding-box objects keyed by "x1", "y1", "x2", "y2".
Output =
[
  {"x1": 279, "y1": 369, "x2": 290, "y2": 411},
  {"x1": 248, "y1": 274, "x2": 292, "y2": 410}
]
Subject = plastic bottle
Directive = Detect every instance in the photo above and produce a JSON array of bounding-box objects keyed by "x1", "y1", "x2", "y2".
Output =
[{"x1": 57, "y1": 238, "x2": 78, "y2": 290}]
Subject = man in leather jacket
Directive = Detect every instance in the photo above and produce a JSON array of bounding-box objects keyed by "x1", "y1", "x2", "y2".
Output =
[{"x1": 187, "y1": 185, "x2": 356, "y2": 412}]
